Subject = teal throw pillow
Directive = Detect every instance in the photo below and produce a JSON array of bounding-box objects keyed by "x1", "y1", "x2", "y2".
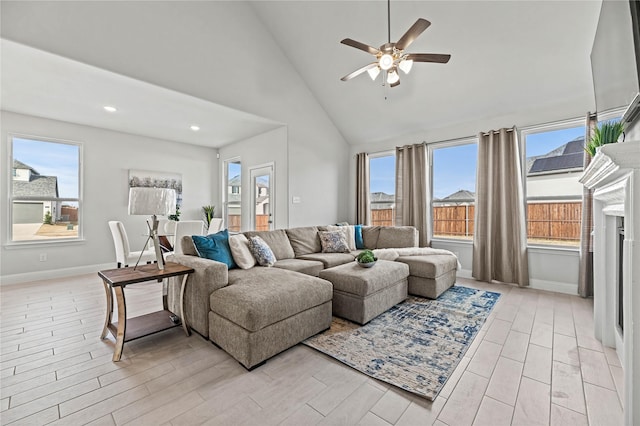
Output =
[
  {"x1": 192, "y1": 230, "x2": 236, "y2": 269},
  {"x1": 354, "y1": 224, "x2": 364, "y2": 249}
]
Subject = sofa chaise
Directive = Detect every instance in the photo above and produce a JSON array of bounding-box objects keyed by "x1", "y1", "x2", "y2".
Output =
[{"x1": 167, "y1": 225, "x2": 457, "y2": 369}]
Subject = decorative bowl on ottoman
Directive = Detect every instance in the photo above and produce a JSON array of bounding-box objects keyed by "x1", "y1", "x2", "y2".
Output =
[{"x1": 356, "y1": 250, "x2": 377, "y2": 268}]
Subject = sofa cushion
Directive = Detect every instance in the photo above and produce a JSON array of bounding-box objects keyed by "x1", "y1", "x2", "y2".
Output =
[
  {"x1": 247, "y1": 236, "x2": 276, "y2": 267},
  {"x1": 395, "y1": 254, "x2": 458, "y2": 278},
  {"x1": 298, "y1": 252, "x2": 355, "y2": 268},
  {"x1": 285, "y1": 226, "x2": 321, "y2": 257},
  {"x1": 361, "y1": 226, "x2": 381, "y2": 249},
  {"x1": 213, "y1": 268, "x2": 333, "y2": 332},
  {"x1": 180, "y1": 235, "x2": 199, "y2": 256},
  {"x1": 192, "y1": 230, "x2": 236, "y2": 269},
  {"x1": 273, "y1": 258, "x2": 324, "y2": 277},
  {"x1": 319, "y1": 230, "x2": 350, "y2": 253},
  {"x1": 244, "y1": 229, "x2": 295, "y2": 260},
  {"x1": 228, "y1": 234, "x2": 256, "y2": 270},
  {"x1": 377, "y1": 226, "x2": 419, "y2": 248}
]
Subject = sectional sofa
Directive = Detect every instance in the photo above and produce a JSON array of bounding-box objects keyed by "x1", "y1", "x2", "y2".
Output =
[{"x1": 167, "y1": 225, "x2": 458, "y2": 369}]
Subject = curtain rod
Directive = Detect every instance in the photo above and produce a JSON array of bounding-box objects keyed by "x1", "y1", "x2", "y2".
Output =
[{"x1": 479, "y1": 127, "x2": 515, "y2": 136}]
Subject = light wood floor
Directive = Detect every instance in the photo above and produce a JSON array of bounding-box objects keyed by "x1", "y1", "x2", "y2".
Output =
[{"x1": 0, "y1": 274, "x2": 624, "y2": 425}]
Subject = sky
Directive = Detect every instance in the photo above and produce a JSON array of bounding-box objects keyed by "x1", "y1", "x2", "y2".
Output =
[
  {"x1": 12, "y1": 137, "x2": 79, "y2": 199},
  {"x1": 370, "y1": 124, "x2": 587, "y2": 199}
]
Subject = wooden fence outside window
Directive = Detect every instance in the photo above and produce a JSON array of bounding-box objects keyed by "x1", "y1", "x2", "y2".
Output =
[{"x1": 372, "y1": 201, "x2": 582, "y2": 244}]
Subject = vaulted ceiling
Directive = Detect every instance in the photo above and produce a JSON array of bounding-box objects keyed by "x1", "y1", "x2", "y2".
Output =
[{"x1": 1, "y1": 1, "x2": 602, "y2": 147}]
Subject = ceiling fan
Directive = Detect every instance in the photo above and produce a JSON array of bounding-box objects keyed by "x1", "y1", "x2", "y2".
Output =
[{"x1": 340, "y1": 0, "x2": 451, "y2": 87}]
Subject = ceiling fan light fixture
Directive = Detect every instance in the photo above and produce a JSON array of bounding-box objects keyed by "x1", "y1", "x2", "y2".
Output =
[
  {"x1": 367, "y1": 66, "x2": 381, "y2": 81},
  {"x1": 387, "y1": 69, "x2": 400, "y2": 84},
  {"x1": 379, "y1": 54, "x2": 394, "y2": 70},
  {"x1": 399, "y1": 59, "x2": 413, "y2": 74}
]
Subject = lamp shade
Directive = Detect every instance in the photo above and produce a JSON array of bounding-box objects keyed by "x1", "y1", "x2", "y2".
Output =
[{"x1": 128, "y1": 187, "x2": 176, "y2": 216}]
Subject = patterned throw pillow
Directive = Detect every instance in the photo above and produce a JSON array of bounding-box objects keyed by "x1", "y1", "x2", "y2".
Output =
[
  {"x1": 191, "y1": 230, "x2": 236, "y2": 269},
  {"x1": 319, "y1": 230, "x2": 351, "y2": 253},
  {"x1": 247, "y1": 235, "x2": 276, "y2": 267}
]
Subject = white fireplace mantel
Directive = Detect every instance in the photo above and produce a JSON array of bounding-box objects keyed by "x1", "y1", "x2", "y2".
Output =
[{"x1": 580, "y1": 140, "x2": 640, "y2": 426}]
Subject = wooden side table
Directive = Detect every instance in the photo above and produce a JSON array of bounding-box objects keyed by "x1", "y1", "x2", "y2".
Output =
[{"x1": 98, "y1": 262, "x2": 194, "y2": 361}]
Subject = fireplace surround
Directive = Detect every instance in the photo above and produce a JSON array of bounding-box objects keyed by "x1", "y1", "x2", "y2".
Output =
[{"x1": 580, "y1": 140, "x2": 639, "y2": 425}]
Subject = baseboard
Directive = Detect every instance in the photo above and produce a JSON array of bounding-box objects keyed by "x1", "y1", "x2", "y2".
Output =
[
  {"x1": 0, "y1": 263, "x2": 113, "y2": 286},
  {"x1": 529, "y1": 278, "x2": 578, "y2": 295},
  {"x1": 456, "y1": 268, "x2": 473, "y2": 279}
]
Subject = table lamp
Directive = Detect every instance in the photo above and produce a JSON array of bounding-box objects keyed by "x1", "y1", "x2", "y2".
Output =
[{"x1": 128, "y1": 187, "x2": 176, "y2": 270}]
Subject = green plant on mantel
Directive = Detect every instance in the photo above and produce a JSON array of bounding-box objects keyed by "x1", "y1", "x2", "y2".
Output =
[
  {"x1": 585, "y1": 120, "x2": 625, "y2": 156},
  {"x1": 202, "y1": 205, "x2": 215, "y2": 226}
]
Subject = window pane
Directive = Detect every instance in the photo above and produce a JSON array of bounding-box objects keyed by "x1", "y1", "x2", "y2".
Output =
[
  {"x1": 525, "y1": 125, "x2": 585, "y2": 246},
  {"x1": 432, "y1": 143, "x2": 477, "y2": 240},
  {"x1": 11, "y1": 137, "x2": 80, "y2": 241},
  {"x1": 13, "y1": 138, "x2": 79, "y2": 198},
  {"x1": 226, "y1": 160, "x2": 241, "y2": 232},
  {"x1": 369, "y1": 155, "x2": 395, "y2": 226}
]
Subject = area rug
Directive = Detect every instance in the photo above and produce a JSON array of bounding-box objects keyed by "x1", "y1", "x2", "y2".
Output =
[{"x1": 303, "y1": 285, "x2": 500, "y2": 400}]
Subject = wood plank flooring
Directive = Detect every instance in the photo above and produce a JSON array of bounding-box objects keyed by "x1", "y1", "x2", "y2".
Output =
[{"x1": 0, "y1": 274, "x2": 624, "y2": 425}]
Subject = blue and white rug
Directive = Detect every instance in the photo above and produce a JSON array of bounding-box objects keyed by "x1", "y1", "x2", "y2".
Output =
[{"x1": 303, "y1": 285, "x2": 500, "y2": 400}]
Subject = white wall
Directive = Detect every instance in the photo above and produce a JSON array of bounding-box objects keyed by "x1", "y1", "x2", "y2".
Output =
[
  {"x1": 1, "y1": 1, "x2": 350, "y2": 228},
  {"x1": 218, "y1": 127, "x2": 288, "y2": 231},
  {"x1": 0, "y1": 111, "x2": 217, "y2": 284}
]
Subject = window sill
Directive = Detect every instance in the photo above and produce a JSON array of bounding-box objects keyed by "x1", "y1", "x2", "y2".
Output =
[
  {"x1": 4, "y1": 239, "x2": 87, "y2": 249},
  {"x1": 431, "y1": 238, "x2": 473, "y2": 245}
]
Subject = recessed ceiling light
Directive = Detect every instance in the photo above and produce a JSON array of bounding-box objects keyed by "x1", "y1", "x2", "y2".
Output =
[
  {"x1": 190, "y1": 125, "x2": 200, "y2": 131},
  {"x1": 103, "y1": 106, "x2": 117, "y2": 113}
]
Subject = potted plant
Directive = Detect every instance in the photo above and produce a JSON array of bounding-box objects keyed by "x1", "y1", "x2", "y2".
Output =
[
  {"x1": 585, "y1": 120, "x2": 625, "y2": 156},
  {"x1": 356, "y1": 249, "x2": 377, "y2": 268},
  {"x1": 202, "y1": 205, "x2": 215, "y2": 227}
]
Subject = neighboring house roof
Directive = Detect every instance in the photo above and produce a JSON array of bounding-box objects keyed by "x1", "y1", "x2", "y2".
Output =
[
  {"x1": 437, "y1": 189, "x2": 476, "y2": 204},
  {"x1": 527, "y1": 136, "x2": 585, "y2": 175},
  {"x1": 13, "y1": 159, "x2": 40, "y2": 175},
  {"x1": 12, "y1": 159, "x2": 59, "y2": 198},
  {"x1": 13, "y1": 176, "x2": 59, "y2": 198},
  {"x1": 370, "y1": 191, "x2": 394, "y2": 209}
]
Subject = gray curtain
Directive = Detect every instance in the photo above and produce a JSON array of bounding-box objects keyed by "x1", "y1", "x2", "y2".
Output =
[
  {"x1": 395, "y1": 143, "x2": 430, "y2": 247},
  {"x1": 356, "y1": 152, "x2": 371, "y2": 225},
  {"x1": 472, "y1": 128, "x2": 529, "y2": 286},
  {"x1": 578, "y1": 113, "x2": 597, "y2": 297}
]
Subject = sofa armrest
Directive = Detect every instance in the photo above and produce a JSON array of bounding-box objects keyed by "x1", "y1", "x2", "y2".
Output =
[{"x1": 166, "y1": 254, "x2": 229, "y2": 338}]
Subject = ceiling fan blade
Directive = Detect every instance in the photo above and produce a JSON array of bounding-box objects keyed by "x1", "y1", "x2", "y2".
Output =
[
  {"x1": 341, "y1": 38, "x2": 380, "y2": 56},
  {"x1": 406, "y1": 53, "x2": 451, "y2": 63},
  {"x1": 390, "y1": 80, "x2": 400, "y2": 88},
  {"x1": 395, "y1": 18, "x2": 431, "y2": 51},
  {"x1": 340, "y1": 63, "x2": 378, "y2": 81}
]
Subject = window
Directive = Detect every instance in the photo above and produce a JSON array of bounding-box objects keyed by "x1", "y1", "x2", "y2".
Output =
[
  {"x1": 10, "y1": 136, "x2": 81, "y2": 242},
  {"x1": 523, "y1": 121, "x2": 586, "y2": 247},
  {"x1": 224, "y1": 159, "x2": 242, "y2": 232},
  {"x1": 431, "y1": 139, "x2": 478, "y2": 240},
  {"x1": 369, "y1": 153, "x2": 395, "y2": 226}
]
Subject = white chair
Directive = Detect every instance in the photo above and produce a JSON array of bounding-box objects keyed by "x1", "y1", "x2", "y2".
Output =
[
  {"x1": 108, "y1": 221, "x2": 157, "y2": 268},
  {"x1": 174, "y1": 220, "x2": 206, "y2": 255},
  {"x1": 207, "y1": 218, "x2": 224, "y2": 234}
]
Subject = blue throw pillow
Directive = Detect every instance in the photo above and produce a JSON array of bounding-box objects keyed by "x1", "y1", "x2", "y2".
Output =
[
  {"x1": 354, "y1": 224, "x2": 365, "y2": 249},
  {"x1": 192, "y1": 230, "x2": 236, "y2": 269}
]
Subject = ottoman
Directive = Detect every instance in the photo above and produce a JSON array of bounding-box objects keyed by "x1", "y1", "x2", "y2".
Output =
[
  {"x1": 319, "y1": 260, "x2": 409, "y2": 325},
  {"x1": 395, "y1": 254, "x2": 457, "y2": 299}
]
